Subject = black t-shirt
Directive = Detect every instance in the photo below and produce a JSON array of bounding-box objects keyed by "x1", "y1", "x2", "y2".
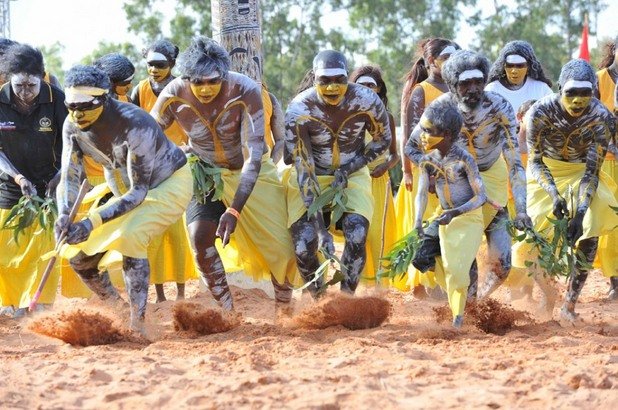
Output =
[{"x1": 0, "y1": 82, "x2": 67, "y2": 208}]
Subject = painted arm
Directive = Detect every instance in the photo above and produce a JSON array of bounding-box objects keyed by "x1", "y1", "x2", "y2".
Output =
[
  {"x1": 149, "y1": 89, "x2": 174, "y2": 131},
  {"x1": 269, "y1": 92, "x2": 285, "y2": 164},
  {"x1": 575, "y1": 123, "x2": 611, "y2": 215},
  {"x1": 230, "y1": 86, "x2": 264, "y2": 213},
  {"x1": 130, "y1": 85, "x2": 141, "y2": 106},
  {"x1": 370, "y1": 112, "x2": 400, "y2": 178},
  {"x1": 527, "y1": 108, "x2": 559, "y2": 199},
  {"x1": 56, "y1": 124, "x2": 85, "y2": 218},
  {"x1": 500, "y1": 105, "x2": 527, "y2": 215},
  {"x1": 413, "y1": 163, "x2": 429, "y2": 231},
  {"x1": 400, "y1": 86, "x2": 425, "y2": 190},
  {"x1": 403, "y1": 124, "x2": 425, "y2": 165}
]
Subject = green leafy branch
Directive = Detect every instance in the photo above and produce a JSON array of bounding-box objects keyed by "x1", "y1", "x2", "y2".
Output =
[
  {"x1": 188, "y1": 154, "x2": 224, "y2": 204},
  {"x1": 297, "y1": 248, "x2": 347, "y2": 296},
  {"x1": 307, "y1": 184, "x2": 349, "y2": 227},
  {"x1": 2, "y1": 195, "x2": 58, "y2": 245},
  {"x1": 376, "y1": 229, "x2": 421, "y2": 281}
]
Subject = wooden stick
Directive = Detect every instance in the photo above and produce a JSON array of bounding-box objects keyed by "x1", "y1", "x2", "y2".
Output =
[{"x1": 29, "y1": 179, "x2": 91, "y2": 311}]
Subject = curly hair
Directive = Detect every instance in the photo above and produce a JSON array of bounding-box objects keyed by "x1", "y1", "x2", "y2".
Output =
[
  {"x1": 65, "y1": 65, "x2": 111, "y2": 90},
  {"x1": 442, "y1": 50, "x2": 490, "y2": 93},
  {"x1": 0, "y1": 43, "x2": 44, "y2": 77},
  {"x1": 487, "y1": 41, "x2": 553, "y2": 87},
  {"x1": 143, "y1": 39, "x2": 179, "y2": 62},
  {"x1": 598, "y1": 35, "x2": 618, "y2": 69},
  {"x1": 350, "y1": 64, "x2": 389, "y2": 109},
  {"x1": 558, "y1": 59, "x2": 597, "y2": 91},
  {"x1": 177, "y1": 36, "x2": 230, "y2": 80},
  {"x1": 401, "y1": 38, "x2": 460, "y2": 110},
  {"x1": 93, "y1": 53, "x2": 135, "y2": 83},
  {"x1": 0, "y1": 37, "x2": 17, "y2": 57},
  {"x1": 423, "y1": 98, "x2": 463, "y2": 137}
]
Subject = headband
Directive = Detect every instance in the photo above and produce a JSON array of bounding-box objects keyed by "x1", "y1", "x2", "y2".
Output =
[
  {"x1": 65, "y1": 86, "x2": 108, "y2": 103},
  {"x1": 439, "y1": 45, "x2": 457, "y2": 56},
  {"x1": 146, "y1": 51, "x2": 168, "y2": 62},
  {"x1": 314, "y1": 68, "x2": 347, "y2": 77},
  {"x1": 458, "y1": 69, "x2": 484, "y2": 81},
  {"x1": 356, "y1": 76, "x2": 377, "y2": 86},
  {"x1": 563, "y1": 80, "x2": 592, "y2": 90},
  {"x1": 506, "y1": 54, "x2": 527, "y2": 64}
]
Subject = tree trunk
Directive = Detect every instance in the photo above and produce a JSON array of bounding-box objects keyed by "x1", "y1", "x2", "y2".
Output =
[{"x1": 211, "y1": 0, "x2": 263, "y2": 85}]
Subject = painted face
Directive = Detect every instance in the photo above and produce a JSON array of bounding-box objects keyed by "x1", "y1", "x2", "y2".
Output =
[
  {"x1": 455, "y1": 77, "x2": 485, "y2": 109},
  {"x1": 113, "y1": 79, "x2": 132, "y2": 97},
  {"x1": 189, "y1": 74, "x2": 223, "y2": 104},
  {"x1": 505, "y1": 62, "x2": 528, "y2": 86},
  {"x1": 65, "y1": 97, "x2": 105, "y2": 130},
  {"x1": 315, "y1": 74, "x2": 348, "y2": 105},
  {"x1": 147, "y1": 60, "x2": 171, "y2": 83},
  {"x1": 419, "y1": 117, "x2": 447, "y2": 152},
  {"x1": 11, "y1": 73, "x2": 42, "y2": 105},
  {"x1": 560, "y1": 87, "x2": 592, "y2": 118}
]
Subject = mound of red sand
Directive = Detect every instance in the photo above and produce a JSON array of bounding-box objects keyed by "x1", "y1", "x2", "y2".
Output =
[
  {"x1": 29, "y1": 309, "x2": 124, "y2": 346},
  {"x1": 291, "y1": 294, "x2": 392, "y2": 330},
  {"x1": 433, "y1": 298, "x2": 533, "y2": 335},
  {"x1": 173, "y1": 302, "x2": 241, "y2": 335}
]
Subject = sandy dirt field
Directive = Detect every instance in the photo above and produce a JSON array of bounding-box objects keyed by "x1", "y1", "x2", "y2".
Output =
[{"x1": 1, "y1": 271, "x2": 617, "y2": 409}]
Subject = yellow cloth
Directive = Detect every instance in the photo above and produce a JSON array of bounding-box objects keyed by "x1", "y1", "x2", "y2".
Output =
[
  {"x1": 432, "y1": 207, "x2": 484, "y2": 318},
  {"x1": 513, "y1": 157, "x2": 618, "y2": 268},
  {"x1": 418, "y1": 81, "x2": 444, "y2": 105},
  {"x1": 118, "y1": 95, "x2": 131, "y2": 103},
  {"x1": 596, "y1": 68, "x2": 616, "y2": 113},
  {"x1": 479, "y1": 155, "x2": 509, "y2": 227},
  {"x1": 147, "y1": 215, "x2": 197, "y2": 284},
  {"x1": 138, "y1": 79, "x2": 188, "y2": 145},
  {"x1": 594, "y1": 158, "x2": 617, "y2": 277},
  {"x1": 285, "y1": 167, "x2": 374, "y2": 228},
  {"x1": 0, "y1": 209, "x2": 59, "y2": 307},
  {"x1": 59, "y1": 164, "x2": 192, "y2": 268},
  {"x1": 217, "y1": 156, "x2": 300, "y2": 286},
  {"x1": 262, "y1": 86, "x2": 274, "y2": 149}
]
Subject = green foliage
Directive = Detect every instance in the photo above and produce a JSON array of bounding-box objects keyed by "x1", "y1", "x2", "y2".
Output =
[
  {"x1": 188, "y1": 154, "x2": 225, "y2": 204},
  {"x1": 307, "y1": 184, "x2": 349, "y2": 227},
  {"x1": 297, "y1": 249, "x2": 346, "y2": 296},
  {"x1": 39, "y1": 42, "x2": 65, "y2": 86},
  {"x1": 2, "y1": 196, "x2": 57, "y2": 245},
  {"x1": 377, "y1": 229, "x2": 421, "y2": 281}
]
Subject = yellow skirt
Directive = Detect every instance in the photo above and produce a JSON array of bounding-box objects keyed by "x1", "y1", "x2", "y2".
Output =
[
  {"x1": 594, "y1": 157, "x2": 617, "y2": 278},
  {"x1": 0, "y1": 209, "x2": 59, "y2": 307},
  {"x1": 479, "y1": 155, "x2": 509, "y2": 228},
  {"x1": 513, "y1": 157, "x2": 618, "y2": 268},
  {"x1": 59, "y1": 164, "x2": 193, "y2": 268},
  {"x1": 433, "y1": 207, "x2": 484, "y2": 317},
  {"x1": 219, "y1": 157, "x2": 300, "y2": 286},
  {"x1": 147, "y1": 215, "x2": 198, "y2": 284},
  {"x1": 362, "y1": 172, "x2": 397, "y2": 286},
  {"x1": 393, "y1": 167, "x2": 441, "y2": 291}
]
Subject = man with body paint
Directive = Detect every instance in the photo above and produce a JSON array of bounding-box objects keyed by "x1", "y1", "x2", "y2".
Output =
[
  {"x1": 150, "y1": 36, "x2": 299, "y2": 315},
  {"x1": 411, "y1": 99, "x2": 487, "y2": 328},
  {"x1": 485, "y1": 41, "x2": 553, "y2": 114},
  {"x1": 406, "y1": 50, "x2": 532, "y2": 300},
  {"x1": 512, "y1": 59, "x2": 618, "y2": 320},
  {"x1": 284, "y1": 50, "x2": 391, "y2": 295},
  {"x1": 0, "y1": 44, "x2": 67, "y2": 317},
  {"x1": 55, "y1": 65, "x2": 192, "y2": 333},
  {"x1": 132, "y1": 40, "x2": 195, "y2": 303}
]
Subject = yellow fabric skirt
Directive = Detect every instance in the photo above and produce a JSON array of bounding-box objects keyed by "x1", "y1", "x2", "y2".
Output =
[
  {"x1": 362, "y1": 172, "x2": 397, "y2": 286},
  {"x1": 147, "y1": 216, "x2": 197, "y2": 284},
  {"x1": 433, "y1": 207, "x2": 484, "y2": 317},
  {"x1": 393, "y1": 167, "x2": 441, "y2": 291},
  {"x1": 0, "y1": 208, "x2": 59, "y2": 307},
  {"x1": 594, "y1": 158, "x2": 617, "y2": 278},
  {"x1": 219, "y1": 157, "x2": 300, "y2": 286},
  {"x1": 513, "y1": 157, "x2": 618, "y2": 268},
  {"x1": 479, "y1": 155, "x2": 509, "y2": 228},
  {"x1": 59, "y1": 164, "x2": 193, "y2": 268}
]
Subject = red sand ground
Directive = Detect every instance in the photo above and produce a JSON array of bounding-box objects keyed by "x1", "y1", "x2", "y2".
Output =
[{"x1": 1, "y1": 272, "x2": 617, "y2": 409}]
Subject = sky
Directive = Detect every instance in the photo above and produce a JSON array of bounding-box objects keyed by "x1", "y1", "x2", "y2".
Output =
[{"x1": 9, "y1": 0, "x2": 618, "y2": 70}]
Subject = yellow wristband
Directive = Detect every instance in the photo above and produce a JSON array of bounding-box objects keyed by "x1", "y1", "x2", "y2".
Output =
[
  {"x1": 88, "y1": 212, "x2": 103, "y2": 230},
  {"x1": 226, "y1": 207, "x2": 240, "y2": 219}
]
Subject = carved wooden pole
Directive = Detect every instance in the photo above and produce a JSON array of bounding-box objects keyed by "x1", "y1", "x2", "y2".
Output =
[{"x1": 211, "y1": 0, "x2": 263, "y2": 85}]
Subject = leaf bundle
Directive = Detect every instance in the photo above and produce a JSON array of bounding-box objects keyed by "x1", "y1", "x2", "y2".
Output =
[
  {"x1": 297, "y1": 249, "x2": 347, "y2": 296},
  {"x1": 377, "y1": 229, "x2": 421, "y2": 281},
  {"x1": 1, "y1": 195, "x2": 58, "y2": 244},
  {"x1": 307, "y1": 184, "x2": 349, "y2": 227},
  {"x1": 188, "y1": 154, "x2": 224, "y2": 204}
]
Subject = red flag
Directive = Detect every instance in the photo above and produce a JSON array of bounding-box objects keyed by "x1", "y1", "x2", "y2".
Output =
[{"x1": 578, "y1": 14, "x2": 590, "y2": 61}]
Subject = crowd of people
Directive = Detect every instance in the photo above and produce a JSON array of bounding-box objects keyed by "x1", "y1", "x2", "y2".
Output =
[{"x1": 0, "y1": 33, "x2": 616, "y2": 333}]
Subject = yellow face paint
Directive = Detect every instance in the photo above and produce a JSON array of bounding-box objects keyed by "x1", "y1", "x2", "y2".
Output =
[
  {"x1": 421, "y1": 133, "x2": 445, "y2": 151},
  {"x1": 316, "y1": 83, "x2": 348, "y2": 105},
  {"x1": 561, "y1": 95, "x2": 592, "y2": 117},
  {"x1": 148, "y1": 66, "x2": 171, "y2": 82},
  {"x1": 114, "y1": 84, "x2": 132, "y2": 97},
  {"x1": 506, "y1": 66, "x2": 528, "y2": 86},
  {"x1": 68, "y1": 105, "x2": 104, "y2": 129},
  {"x1": 190, "y1": 82, "x2": 222, "y2": 104}
]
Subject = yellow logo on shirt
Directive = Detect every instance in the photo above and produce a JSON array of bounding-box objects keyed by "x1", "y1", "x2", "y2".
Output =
[{"x1": 39, "y1": 117, "x2": 52, "y2": 132}]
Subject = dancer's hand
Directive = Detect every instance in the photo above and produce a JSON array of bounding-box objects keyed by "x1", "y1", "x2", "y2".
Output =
[
  {"x1": 513, "y1": 212, "x2": 533, "y2": 231},
  {"x1": 436, "y1": 210, "x2": 455, "y2": 225},
  {"x1": 66, "y1": 219, "x2": 93, "y2": 244},
  {"x1": 370, "y1": 163, "x2": 389, "y2": 178},
  {"x1": 402, "y1": 171, "x2": 413, "y2": 191},
  {"x1": 54, "y1": 214, "x2": 70, "y2": 242},
  {"x1": 552, "y1": 196, "x2": 568, "y2": 220},
  {"x1": 414, "y1": 223, "x2": 424, "y2": 238},
  {"x1": 216, "y1": 211, "x2": 238, "y2": 247},
  {"x1": 14, "y1": 174, "x2": 36, "y2": 197},
  {"x1": 567, "y1": 212, "x2": 584, "y2": 245},
  {"x1": 331, "y1": 168, "x2": 349, "y2": 190}
]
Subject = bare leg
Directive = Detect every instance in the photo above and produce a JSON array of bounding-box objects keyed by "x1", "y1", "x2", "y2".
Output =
[
  {"x1": 122, "y1": 256, "x2": 150, "y2": 333},
  {"x1": 340, "y1": 213, "x2": 369, "y2": 294},
  {"x1": 467, "y1": 259, "x2": 478, "y2": 300},
  {"x1": 69, "y1": 251, "x2": 122, "y2": 302},
  {"x1": 272, "y1": 275, "x2": 293, "y2": 320},
  {"x1": 176, "y1": 283, "x2": 185, "y2": 300},
  {"x1": 478, "y1": 209, "x2": 512, "y2": 298},
  {"x1": 561, "y1": 237, "x2": 598, "y2": 321},
  {"x1": 290, "y1": 214, "x2": 323, "y2": 298},
  {"x1": 609, "y1": 277, "x2": 618, "y2": 301},
  {"x1": 188, "y1": 219, "x2": 233, "y2": 310},
  {"x1": 155, "y1": 284, "x2": 166, "y2": 303}
]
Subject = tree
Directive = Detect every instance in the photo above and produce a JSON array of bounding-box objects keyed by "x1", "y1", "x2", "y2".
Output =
[
  {"x1": 80, "y1": 41, "x2": 146, "y2": 81},
  {"x1": 39, "y1": 42, "x2": 65, "y2": 86}
]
